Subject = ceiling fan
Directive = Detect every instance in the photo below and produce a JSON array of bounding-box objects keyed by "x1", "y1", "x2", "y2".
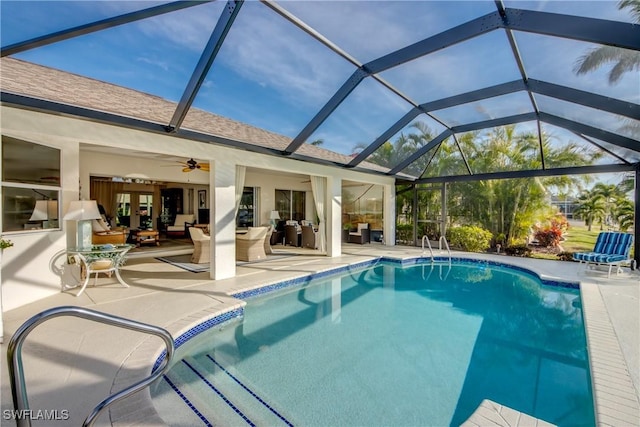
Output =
[{"x1": 178, "y1": 158, "x2": 209, "y2": 173}]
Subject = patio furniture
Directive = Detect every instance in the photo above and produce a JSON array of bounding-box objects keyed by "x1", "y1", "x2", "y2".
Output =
[
  {"x1": 65, "y1": 244, "x2": 133, "y2": 296},
  {"x1": 348, "y1": 222, "x2": 371, "y2": 244},
  {"x1": 93, "y1": 229, "x2": 127, "y2": 245},
  {"x1": 166, "y1": 214, "x2": 195, "y2": 238},
  {"x1": 188, "y1": 227, "x2": 210, "y2": 264},
  {"x1": 573, "y1": 231, "x2": 634, "y2": 277},
  {"x1": 284, "y1": 225, "x2": 300, "y2": 247},
  {"x1": 130, "y1": 229, "x2": 160, "y2": 247},
  {"x1": 264, "y1": 225, "x2": 275, "y2": 255},
  {"x1": 236, "y1": 226, "x2": 269, "y2": 262},
  {"x1": 301, "y1": 225, "x2": 317, "y2": 249}
]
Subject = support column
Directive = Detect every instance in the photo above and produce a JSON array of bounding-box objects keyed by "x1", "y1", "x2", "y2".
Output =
[
  {"x1": 211, "y1": 160, "x2": 236, "y2": 280},
  {"x1": 384, "y1": 183, "x2": 396, "y2": 246},
  {"x1": 441, "y1": 183, "x2": 447, "y2": 238},
  {"x1": 326, "y1": 175, "x2": 342, "y2": 257}
]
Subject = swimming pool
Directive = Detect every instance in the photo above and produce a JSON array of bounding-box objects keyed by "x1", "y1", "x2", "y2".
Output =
[{"x1": 151, "y1": 259, "x2": 594, "y2": 426}]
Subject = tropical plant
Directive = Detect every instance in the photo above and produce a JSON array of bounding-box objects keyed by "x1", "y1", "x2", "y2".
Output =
[
  {"x1": 574, "y1": 0, "x2": 640, "y2": 84},
  {"x1": 573, "y1": 189, "x2": 607, "y2": 231},
  {"x1": 614, "y1": 198, "x2": 635, "y2": 231}
]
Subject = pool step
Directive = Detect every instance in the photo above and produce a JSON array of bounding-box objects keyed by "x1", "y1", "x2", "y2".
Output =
[
  {"x1": 162, "y1": 361, "x2": 250, "y2": 426},
  {"x1": 160, "y1": 354, "x2": 293, "y2": 426},
  {"x1": 189, "y1": 354, "x2": 294, "y2": 426}
]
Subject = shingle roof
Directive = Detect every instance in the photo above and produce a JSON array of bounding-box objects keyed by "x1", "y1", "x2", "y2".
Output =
[{"x1": 0, "y1": 57, "x2": 390, "y2": 173}]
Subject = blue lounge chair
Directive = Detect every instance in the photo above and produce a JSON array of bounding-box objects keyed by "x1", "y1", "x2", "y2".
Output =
[{"x1": 573, "y1": 231, "x2": 634, "y2": 277}]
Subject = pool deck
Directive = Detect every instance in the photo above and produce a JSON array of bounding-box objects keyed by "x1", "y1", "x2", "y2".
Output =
[{"x1": 1, "y1": 245, "x2": 638, "y2": 426}]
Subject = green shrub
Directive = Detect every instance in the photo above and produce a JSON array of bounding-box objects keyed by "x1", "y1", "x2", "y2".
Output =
[
  {"x1": 396, "y1": 224, "x2": 413, "y2": 244},
  {"x1": 504, "y1": 244, "x2": 532, "y2": 257},
  {"x1": 446, "y1": 225, "x2": 492, "y2": 252},
  {"x1": 557, "y1": 251, "x2": 574, "y2": 261}
]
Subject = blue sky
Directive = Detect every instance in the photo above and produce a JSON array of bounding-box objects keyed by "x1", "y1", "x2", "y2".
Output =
[{"x1": 1, "y1": 0, "x2": 637, "y2": 170}]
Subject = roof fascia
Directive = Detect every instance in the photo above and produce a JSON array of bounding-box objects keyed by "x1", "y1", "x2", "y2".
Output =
[
  {"x1": 1, "y1": 1, "x2": 210, "y2": 57},
  {"x1": 1, "y1": 91, "x2": 398, "y2": 178}
]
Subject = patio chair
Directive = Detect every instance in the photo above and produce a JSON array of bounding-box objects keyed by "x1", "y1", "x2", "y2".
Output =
[
  {"x1": 284, "y1": 224, "x2": 300, "y2": 247},
  {"x1": 188, "y1": 227, "x2": 210, "y2": 264},
  {"x1": 236, "y1": 226, "x2": 268, "y2": 262},
  {"x1": 573, "y1": 231, "x2": 634, "y2": 277},
  {"x1": 301, "y1": 225, "x2": 317, "y2": 249},
  {"x1": 348, "y1": 222, "x2": 371, "y2": 244}
]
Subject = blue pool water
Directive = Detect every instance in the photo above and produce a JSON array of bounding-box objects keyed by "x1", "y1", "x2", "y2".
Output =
[{"x1": 152, "y1": 260, "x2": 594, "y2": 426}]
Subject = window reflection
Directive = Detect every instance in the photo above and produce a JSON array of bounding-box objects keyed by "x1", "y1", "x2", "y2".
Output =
[{"x1": 2, "y1": 137, "x2": 61, "y2": 232}]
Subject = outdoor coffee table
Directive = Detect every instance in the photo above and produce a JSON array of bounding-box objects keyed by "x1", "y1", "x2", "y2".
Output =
[{"x1": 131, "y1": 229, "x2": 160, "y2": 247}]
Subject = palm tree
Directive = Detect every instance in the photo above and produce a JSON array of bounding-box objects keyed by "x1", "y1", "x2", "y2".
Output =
[
  {"x1": 574, "y1": 189, "x2": 607, "y2": 231},
  {"x1": 614, "y1": 199, "x2": 635, "y2": 231},
  {"x1": 593, "y1": 182, "x2": 625, "y2": 227},
  {"x1": 574, "y1": 0, "x2": 640, "y2": 84},
  {"x1": 310, "y1": 139, "x2": 324, "y2": 146}
]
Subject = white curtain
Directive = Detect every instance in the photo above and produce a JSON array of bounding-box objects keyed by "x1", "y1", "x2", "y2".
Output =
[
  {"x1": 310, "y1": 175, "x2": 327, "y2": 253},
  {"x1": 234, "y1": 165, "x2": 246, "y2": 217}
]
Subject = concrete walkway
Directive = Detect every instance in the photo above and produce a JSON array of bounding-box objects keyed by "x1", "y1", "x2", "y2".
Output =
[{"x1": 1, "y1": 246, "x2": 638, "y2": 426}]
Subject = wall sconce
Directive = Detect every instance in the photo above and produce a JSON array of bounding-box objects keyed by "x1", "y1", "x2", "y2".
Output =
[{"x1": 63, "y1": 200, "x2": 101, "y2": 250}]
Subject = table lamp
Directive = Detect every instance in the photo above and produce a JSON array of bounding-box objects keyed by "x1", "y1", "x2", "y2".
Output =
[
  {"x1": 63, "y1": 200, "x2": 101, "y2": 249},
  {"x1": 269, "y1": 210, "x2": 280, "y2": 227}
]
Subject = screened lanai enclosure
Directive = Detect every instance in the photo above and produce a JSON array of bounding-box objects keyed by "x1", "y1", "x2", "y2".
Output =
[{"x1": 1, "y1": 1, "x2": 639, "y2": 259}]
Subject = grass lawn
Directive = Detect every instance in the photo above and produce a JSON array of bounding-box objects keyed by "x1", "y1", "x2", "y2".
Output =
[{"x1": 561, "y1": 224, "x2": 600, "y2": 253}]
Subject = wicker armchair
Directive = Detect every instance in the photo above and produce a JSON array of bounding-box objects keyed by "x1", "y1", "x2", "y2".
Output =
[
  {"x1": 236, "y1": 226, "x2": 269, "y2": 262},
  {"x1": 348, "y1": 223, "x2": 371, "y2": 244},
  {"x1": 188, "y1": 227, "x2": 210, "y2": 263}
]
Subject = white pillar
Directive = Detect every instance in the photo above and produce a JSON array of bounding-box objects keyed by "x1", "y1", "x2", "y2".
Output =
[
  {"x1": 383, "y1": 182, "x2": 396, "y2": 246},
  {"x1": 326, "y1": 175, "x2": 342, "y2": 257},
  {"x1": 211, "y1": 161, "x2": 236, "y2": 279}
]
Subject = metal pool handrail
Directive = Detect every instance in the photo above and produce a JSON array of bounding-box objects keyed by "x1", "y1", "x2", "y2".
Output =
[
  {"x1": 7, "y1": 305, "x2": 175, "y2": 427},
  {"x1": 439, "y1": 236, "x2": 452, "y2": 263},
  {"x1": 421, "y1": 235, "x2": 434, "y2": 261},
  {"x1": 422, "y1": 236, "x2": 451, "y2": 263}
]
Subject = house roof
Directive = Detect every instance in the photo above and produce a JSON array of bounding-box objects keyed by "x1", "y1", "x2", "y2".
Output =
[{"x1": 1, "y1": 1, "x2": 638, "y2": 182}]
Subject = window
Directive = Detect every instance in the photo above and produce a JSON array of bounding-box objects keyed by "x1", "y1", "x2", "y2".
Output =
[
  {"x1": 237, "y1": 187, "x2": 259, "y2": 228},
  {"x1": 275, "y1": 189, "x2": 305, "y2": 222},
  {"x1": 2, "y1": 137, "x2": 61, "y2": 232}
]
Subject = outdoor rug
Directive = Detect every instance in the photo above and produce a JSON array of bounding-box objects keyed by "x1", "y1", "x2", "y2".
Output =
[
  {"x1": 155, "y1": 255, "x2": 209, "y2": 273},
  {"x1": 156, "y1": 253, "x2": 298, "y2": 273}
]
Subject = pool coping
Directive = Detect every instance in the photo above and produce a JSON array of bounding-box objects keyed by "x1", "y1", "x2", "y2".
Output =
[{"x1": 109, "y1": 255, "x2": 640, "y2": 426}]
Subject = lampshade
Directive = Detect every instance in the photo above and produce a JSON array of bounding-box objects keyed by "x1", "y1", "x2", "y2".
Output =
[
  {"x1": 63, "y1": 200, "x2": 101, "y2": 221},
  {"x1": 29, "y1": 200, "x2": 58, "y2": 221},
  {"x1": 269, "y1": 210, "x2": 280, "y2": 220}
]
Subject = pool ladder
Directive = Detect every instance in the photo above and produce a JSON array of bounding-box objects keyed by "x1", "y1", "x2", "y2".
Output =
[
  {"x1": 7, "y1": 306, "x2": 175, "y2": 427},
  {"x1": 421, "y1": 235, "x2": 452, "y2": 263}
]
